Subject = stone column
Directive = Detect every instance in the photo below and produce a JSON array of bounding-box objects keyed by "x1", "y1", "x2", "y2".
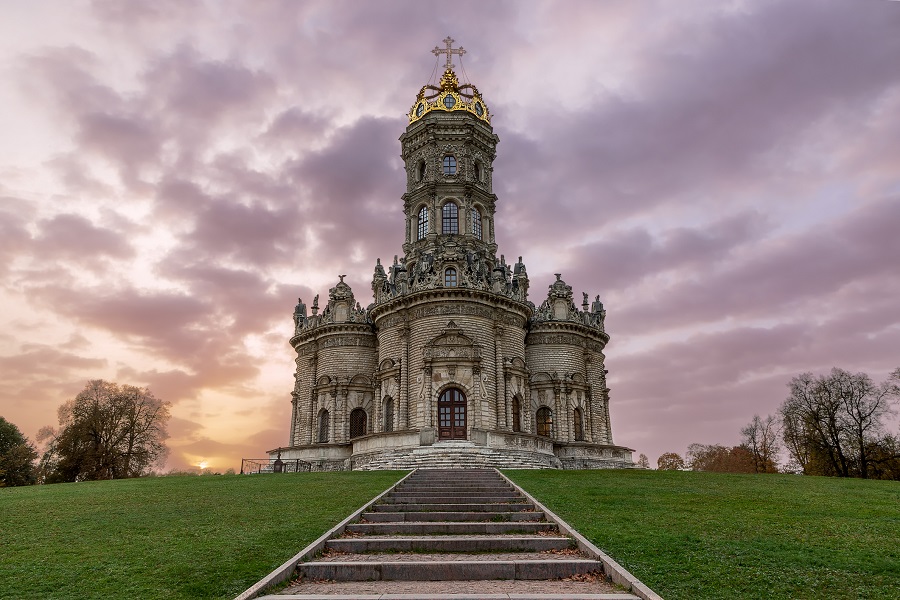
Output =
[{"x1": 400, "y1": 324, "x2": 410, "y2": 429}]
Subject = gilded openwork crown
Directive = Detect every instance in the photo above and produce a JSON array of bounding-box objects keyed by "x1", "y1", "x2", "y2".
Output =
[{"x1": 408, "y1": 37, "x2": 491, "y2": 125}]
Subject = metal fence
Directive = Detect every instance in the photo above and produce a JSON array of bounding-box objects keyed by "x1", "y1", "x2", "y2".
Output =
[{"x1": 240, "y1": 458, "x2": 311, "y2": 474}]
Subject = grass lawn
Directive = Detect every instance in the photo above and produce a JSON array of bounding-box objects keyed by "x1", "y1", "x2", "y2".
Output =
[
  {"x1": 505, "y1": 469, "x2": 900, "y2": 600},
  {"x1": 0, "y1": 471, "x2": 403, "y2": 600},
  {"x1": 3, "y1": 469, "x2": 898, "y2": 599}
]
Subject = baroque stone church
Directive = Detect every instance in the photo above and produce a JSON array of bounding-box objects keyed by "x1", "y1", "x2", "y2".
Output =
[{"x1": 270, "y1": 40, "x2": 633, "y2": 470}]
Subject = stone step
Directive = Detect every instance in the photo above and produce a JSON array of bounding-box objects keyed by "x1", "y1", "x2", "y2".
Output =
[
  {"x1": 361, "y1": 511, "x2": 545, "y2": 522},
  {"x1": 298, "y1": 558, "x2": 604, "y2": 582},
  {"x1": 397, "y1": 482, "x2": 512, "y2": 489},
  {"x1": 400, "y1": 481, "x2": 508, "y2": 485},
  {"x1": 370, "y1": 502, "x2": 536, "y2": 512},
  {"x1": 381, "y1": 495, "x2": 525, "y2": 504},
  {"x1": 345, "y1": 521, "x2": 557, "y2": 535},
  {"x1": 325, "y1": 535, "x2": 573, "y2": 553},
  {"x1": 389, "y1": 491, "x2": 520, "y2": 499},
  {"x1": 264, "y1": 594, "x2": 637, "y2": 600}
]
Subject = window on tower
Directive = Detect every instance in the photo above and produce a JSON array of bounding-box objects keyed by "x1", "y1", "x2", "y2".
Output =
[
  {"x1": 445, "y1": 267, "x2": 457, "y2": 287},
  {"x1": 471, "y1": 209, "x2": 482, "y2": 240},
  {"x1": 318, "y1": 410, "x2": 330, "y2": 443},
  {"x1": 442, "y1": 155, "x2": 457, "y2": 175},
  {"x1": 417, "y1": 206, "x2": 429, "y2": 240},
  {"x1": 536, "y1": 406, "x2": 553, "y2": 437},
  {"x1": 442, "y1": 202, "x2": 458, "y2": 234}
]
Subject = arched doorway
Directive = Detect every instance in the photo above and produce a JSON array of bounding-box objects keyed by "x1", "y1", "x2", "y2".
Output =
[{"x1": 438, "y1": 388, "x2": 467, "y2": 440}]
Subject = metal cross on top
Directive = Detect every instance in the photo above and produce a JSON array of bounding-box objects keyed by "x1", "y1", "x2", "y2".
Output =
[{"x1": 432, "y1": 36, "x2": 466, "y2": 70}]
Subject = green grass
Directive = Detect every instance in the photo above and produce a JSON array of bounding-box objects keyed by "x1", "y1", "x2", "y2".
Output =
[
  {"x1": 0, "y1": 471, "x2": 403, "y2": 600},
  {"x1": 4, "y1": 470, "x2": 898, "y2": 599},
  {"x1": 504, "y1": 469, "x2": 900, "y2": 600}
]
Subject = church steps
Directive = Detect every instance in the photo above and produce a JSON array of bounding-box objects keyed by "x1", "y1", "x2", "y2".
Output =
[
  {"x1": 351, "y1": 448, "x2": 559, "y2": 471},
  {"x1": 381, "y1": 496, "x2": 526, "y2": 505},
  {"x1": 325, "y1": 535, "x2": 573, "y2": 553},
  {"x1": 298, "y1": 558, "x2": 605, "y2": 582},
  {"x1": 268, "y1": 468, "x2": 645, "y2": 599},
  {"x1": 344, "y1": 521, "x2": 558, "y2": 535},
  {"x1": 369, "y1": 502, "x2": 536, "y2": 512},
  {"x1": 361, "y1": 510, "x2": 545, "y2": 522}
]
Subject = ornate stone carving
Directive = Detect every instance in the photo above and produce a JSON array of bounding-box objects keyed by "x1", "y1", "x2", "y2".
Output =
[
  {"x1": 532, "y1": 274, "x2": 605, "y2": 333},
  {"x1": 320, "y1": 335, "x2": 377, "y2": 349}
]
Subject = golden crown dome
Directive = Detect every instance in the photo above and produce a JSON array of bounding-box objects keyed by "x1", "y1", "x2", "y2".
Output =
[{"x1": 408, "y1": 38, "x2": 491, "y2": 125}]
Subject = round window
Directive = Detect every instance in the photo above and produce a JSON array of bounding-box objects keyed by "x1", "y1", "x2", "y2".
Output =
[
  {"x1": 443, "y1": 95, "x2": 456, "y2": 109},
  {"x1": 475, "y1": 102, "x2": 483, "y2": 117},
  {"x1": 416, "y1": 103, "x2": 424, "y2": 117}
]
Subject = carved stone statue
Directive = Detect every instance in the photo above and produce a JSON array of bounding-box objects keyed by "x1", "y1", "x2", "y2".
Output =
[{"x1": 293, "y1": 298, "x2": 307, "y2": 329}]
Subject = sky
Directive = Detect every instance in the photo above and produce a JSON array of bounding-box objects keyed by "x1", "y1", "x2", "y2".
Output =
[{"x1": 1, "y1": 0, "x2": 899, "y2": 472}]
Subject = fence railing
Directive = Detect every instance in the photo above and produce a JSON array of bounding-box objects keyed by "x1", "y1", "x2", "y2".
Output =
[{"x1": 240, "y1": 458, "x2": 311, "y2": 474}]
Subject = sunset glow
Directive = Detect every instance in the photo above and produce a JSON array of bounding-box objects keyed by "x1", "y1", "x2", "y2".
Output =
[{"x1": 1, "y1": 1, "x2": 898, "y2": 471}]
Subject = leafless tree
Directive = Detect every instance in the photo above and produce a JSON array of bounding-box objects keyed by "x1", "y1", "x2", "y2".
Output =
[
  {"x1": 741, "y1": 414, "x2": 780, "y2": 473},
  {"x1": 779, "y1": 368, "x2": 899, "y2": 478},
  {"x1": 39, "y1": 380, "x2": 170, "y2": 482}
]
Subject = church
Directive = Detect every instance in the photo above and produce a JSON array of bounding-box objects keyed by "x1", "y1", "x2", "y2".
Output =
[{"x1": 270, "y1": 39, "x2": 633, "y2": 470}]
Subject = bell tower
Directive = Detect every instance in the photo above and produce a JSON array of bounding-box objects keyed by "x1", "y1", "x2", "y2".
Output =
[{"x1": 399, "y1": 37, "x2": 500, "y2": 272}]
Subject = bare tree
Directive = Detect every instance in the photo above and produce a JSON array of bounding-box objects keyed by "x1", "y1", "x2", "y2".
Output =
[
  {"x1": 636, "y1": 453, "x2": 650, "y2": 469},
  {"x1": 39, "y1": 380, "x2": 170, "y2": 482},
  {"x1": 741, "y1": 414, "x2": 780, "y2": 473},
  {"x1": 779, "y1": 368, "x2": 899, "y2": 478}
]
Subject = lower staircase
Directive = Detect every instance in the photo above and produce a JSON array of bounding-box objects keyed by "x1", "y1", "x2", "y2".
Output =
[
  {"x1": 263, "y1": 468, "x2": 640, "y2": 599},
  {"x1": 352, "y1": 440, "x2": 560, "y2": 470}
]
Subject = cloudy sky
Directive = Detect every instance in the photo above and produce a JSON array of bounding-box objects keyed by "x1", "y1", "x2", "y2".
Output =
[{"x1": 1, "y1": 0, "x2": 899, "y2": 472}]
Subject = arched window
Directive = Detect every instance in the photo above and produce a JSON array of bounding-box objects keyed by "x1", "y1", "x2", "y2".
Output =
[
  {"x1": 318, "y1": 410, "x2": 330, "y2": 443},
  {"x1": 444, "y1": 267, "x2": 457, "y2": 287},
  {"x1": 417, "y1": 159, "x2": 426, "y2": 181},
  {"x1": 417, "y1": 206, "x2": 429, "y2": 240},
  {"x1": 474, "y1": 162, "x2": 482, "y2": 182},
  {"x1": 442, "y1": 202, "x2": 458, "y2": 234},
  {"x1": 442, "y1": 155, "x2": 457, "y2": 175},
  {"x1": 350, "y1": 408, "x2": 367, "y2": 439},
  {"x1": 471, "y1": 209, "x2": 482, "y2": 240},
  {"x1": 511, "y1": 396, "x2": 521, "y2": 433},
  {"x1": 573, "y1": 407, "x2": 584, "y2": 441},
  {"x1": 536, "y1": 406, "x2": 553, "y2": 437},
  {"x1": 383, "y1": 398, "x2": 394, "y2": 433}
]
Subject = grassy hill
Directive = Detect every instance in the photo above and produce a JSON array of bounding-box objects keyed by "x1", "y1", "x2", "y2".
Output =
[
  {"x1": 505, "y1": 469, "x2": 900, "y2": 600},
  {"x1": 0, "y1": 471, "x2": 404, "y2": 600},
  {"x1": 1, "y1": 469, "x2": 897, "y2": 599}
]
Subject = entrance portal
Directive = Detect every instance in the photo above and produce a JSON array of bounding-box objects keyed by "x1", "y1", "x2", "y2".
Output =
[{"x1": 438, "y1": 388, "x2": 467, "y2": 440}]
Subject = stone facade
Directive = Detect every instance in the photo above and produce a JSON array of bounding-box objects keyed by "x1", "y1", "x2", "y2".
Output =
[{"x1": 270, "y1": 59, "x2": 633, "y2": 470}]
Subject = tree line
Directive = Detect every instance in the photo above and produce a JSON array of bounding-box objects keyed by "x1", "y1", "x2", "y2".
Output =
[
  {"x1": 647, "y1": 367, "x2": 900, "y2": 479},
  {"x1": 1, "y1": 380, "x2": 170, "y2": 486}
]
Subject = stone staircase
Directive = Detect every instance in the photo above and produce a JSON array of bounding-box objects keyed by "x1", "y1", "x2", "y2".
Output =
[
  {"x1": 263, "y1": 468, "x2": 641, "y2": 599},
  {"x1": 352, "y1": 440, "x2": 561, "y2": 470}
]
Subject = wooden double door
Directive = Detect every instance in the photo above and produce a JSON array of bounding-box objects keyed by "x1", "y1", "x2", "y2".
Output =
[{"x1": 438, "y1": 388, "x2": 467, "y2": 440}]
